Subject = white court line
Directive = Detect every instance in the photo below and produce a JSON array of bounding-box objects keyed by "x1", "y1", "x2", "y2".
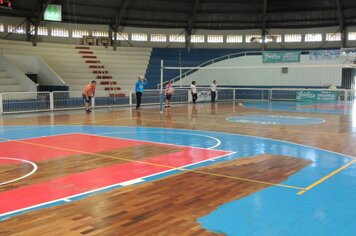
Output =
[
  {"x1": 119, "y1": 178, "x2": 145, "y2": 186},
  {"x1": 144, "y1": 126, "x2": 356, "y2": 160},
  {"x1": 0, "y1": 151, "x2": 234, "y2": 219},
  {"x1": 93, "y1": 131, "x2": 222, "y2": 150},
  {"x1": 0, "y1": 157, "x2": 38, "y2": 186}
]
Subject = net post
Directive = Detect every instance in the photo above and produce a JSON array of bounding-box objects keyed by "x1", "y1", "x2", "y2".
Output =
[
  {"x1": 92, "y1": 96, "x2": 95, "y2": 110},
  {"x1": 344, "y1": 90, "x2": 348, "y2": 101},
  {"x1": 49, "y1": 92, "x2": 54, "y2": 111},
  {"x1": 0, "y1": 93, "x2": 3, "y2": 115},
  {"x1": 129, "y1": 90, "x2": 133, "y2": 107},
  {"x1": 160, "y1": 60, "x2": 164, "y2": 113}
]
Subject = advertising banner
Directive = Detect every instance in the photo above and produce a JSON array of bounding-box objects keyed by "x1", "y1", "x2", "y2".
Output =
[
  {"x1": 262, "y1": 51, "x2": 301, "y2": 63},
  {"x1": 296, "y1": 90, "x2": 337, "y2": 102},
  {"x1": 309, "y1": 50, "x2": 340, "y2": 60}
]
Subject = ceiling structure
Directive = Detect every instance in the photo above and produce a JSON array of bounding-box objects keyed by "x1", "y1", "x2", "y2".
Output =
[
  {"x1": 0, "y1": 0, "x2": 355, "y2": 30},
  {"x1": 1, "y1": 0, "x2": 356, "y2": 48}
]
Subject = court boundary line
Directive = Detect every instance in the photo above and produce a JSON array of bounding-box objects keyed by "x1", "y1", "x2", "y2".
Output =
[
  {"x1": 1, "y1": 125, "x2": 355, "y2": 197},
  {"x1": 0, "y1": 157, "x2": 38, "y2": 186},
  {"x1": 0, "y1": 152, "x2": 234, "y2": 219},
  {"x1": 297, "y1": 159, "x2": 356, "y2": 195},
  {"x1": 225, "y1": 115, "x2": 326, "y2": 125},
  {"x1": 0, "y1": 134, "x2": 303, "y2": 191},
  {"x1": 94, "y1": 131, "x2": 222, "y2": 149}
]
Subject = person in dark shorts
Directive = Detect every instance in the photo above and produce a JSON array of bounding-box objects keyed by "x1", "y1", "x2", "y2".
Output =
[
  {"x1": 164, "y1": 80, "x2": 174, "y2": 108},
  {"x1": 190, "y1": 81, "x2": 197, "y2": 104},
  {"x1": 82, "y1": 80, "x2": 96, "y2": 113},
  {"x1": 135, "y1": 76, "x2": 148, "y2": 110}
]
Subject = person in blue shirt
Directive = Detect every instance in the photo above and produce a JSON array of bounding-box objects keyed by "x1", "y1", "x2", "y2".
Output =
[{"x1": 135, "y1": 76, "x2": 148, "y2": 109}]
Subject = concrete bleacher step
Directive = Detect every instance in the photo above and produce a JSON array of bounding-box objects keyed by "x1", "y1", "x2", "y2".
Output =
[
  {"x1": 89, "y1": 65, "x2": 105, "y2": 69},
  {"x1": 100, "y1": 81, "x2": 117, "y2": 85},
  {"x1": 0, "y1": 77, "x2": 18, "y2": 85},
  {"x1": 75, "y1": 46, "x2": 91, "y2": 50},
  {"x1": 85, "y1": 60, "x2": 101, "y2": 64},
  {"x1": 0, "y1": 85, "x2": 26, "y2": 92},
  {"x1": 82, "y1": 55, "x2": 97, "y2": 59},
  {"x1": 78, "y1": 51, "x2": 94, "y2": 54},
  {"x1": 96, "y1": 75, "x2": 112, "y2": 79},
  {"x1": 93, "y1": 71, "x2": 109, "y2": 74},
  {"x1": 104, "y1": 87, "x2": 121, "y2": 91}
]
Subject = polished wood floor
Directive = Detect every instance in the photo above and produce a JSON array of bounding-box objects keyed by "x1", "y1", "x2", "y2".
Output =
[{"x1": 0, "y1": 102, "x2": 355, "y2": 235}]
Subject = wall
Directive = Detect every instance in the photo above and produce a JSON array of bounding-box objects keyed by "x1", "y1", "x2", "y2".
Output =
[{"x1": 175, "y1": 54, "x2": 342, "y2": 88}]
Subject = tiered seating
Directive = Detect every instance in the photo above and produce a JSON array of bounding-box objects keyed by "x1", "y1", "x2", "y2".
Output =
[
  {"x1": 0, "y1": 40, "x2": 152, "y2": 95},
  {"x1": 0, "y1": 70, "x2": 26, "y2": 92},
  {"x1": 145, "y1": 48, "x2": 242, "y2": 88},
  {"x1": 92, "y1": 47, "x2": 151, "y2": 92}
]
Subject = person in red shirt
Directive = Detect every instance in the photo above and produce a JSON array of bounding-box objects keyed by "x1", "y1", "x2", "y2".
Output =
[{"x1": 82, "y1": 80, "x2": 96, "y2": 113}]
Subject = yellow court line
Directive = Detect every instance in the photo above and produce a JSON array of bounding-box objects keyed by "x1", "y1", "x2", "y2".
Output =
[
  {"x1": 0, "y1": 137, "x2": 303, "y2": 191},
  {"x1": 297, "y1": 159, "x2": 356, "y2": 195}
]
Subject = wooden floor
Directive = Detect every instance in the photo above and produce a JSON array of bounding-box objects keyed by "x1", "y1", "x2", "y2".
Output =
[{"x1": 0, "y1": 102, "x2": 355, "y2": 235}]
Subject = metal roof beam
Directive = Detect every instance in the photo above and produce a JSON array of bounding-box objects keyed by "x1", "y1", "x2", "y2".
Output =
[
  {"x1": 261, "y1": 0, "x2": 267, "y2": 50},
  {"x1": 336, "y1": 0, "x2": 346, "y2": 48},
  {"x1": 186, "y1": 0, "x2": 200, "y2": 51},
  {"x1": 113, "y1": 0, "x2": 131, "y2": 50}
]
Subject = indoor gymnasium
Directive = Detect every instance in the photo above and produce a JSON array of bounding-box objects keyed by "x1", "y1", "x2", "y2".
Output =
[{"x1": 0, "y1": 0, "x2": 356, "y2": 235}]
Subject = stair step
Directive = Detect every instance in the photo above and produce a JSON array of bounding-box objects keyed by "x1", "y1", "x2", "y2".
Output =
[
  {"x1": 75, "y1": 46, "x2": 90, "y2": 49},
  {"x1": 93, "y1": 71, "x2": 108, "y2": 74},
  {"x1": 109, "y1": 94, "x2": 126, "y2": 98},
  {"x1": 85, "y1": 60, "x2": 101, "y2": 64},
  {"x1": 82, "y1": 55, "x2": 97, "y2": 59},
  {"x1": 97, "y1": 75, "x2": 112, "y2": 79},
  {"x1": 105, "y1": 87, "x2": 121, "y2": 91},
  {"x1": 100, "y1": 81, "x2": 117, "y2": 85},
  {"x1": 89, "y1": 65, "x2": 105, "y2": 69},
  {"x1": 79, "y1": 51, "x2": 94, "y2": 54}
]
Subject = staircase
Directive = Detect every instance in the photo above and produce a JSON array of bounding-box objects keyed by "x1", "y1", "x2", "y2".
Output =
[{"x1": 75, "y1": 46, "x2": 125, "y2": 98}]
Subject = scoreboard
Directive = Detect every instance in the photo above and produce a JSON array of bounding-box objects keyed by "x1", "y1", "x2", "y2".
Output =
[{"x1": 0, "y1": 0, "x2": 12, "y2": 9}]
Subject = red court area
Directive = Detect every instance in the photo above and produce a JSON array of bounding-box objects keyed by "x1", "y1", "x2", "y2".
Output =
[{"x1": 0, "y1": 134, "x2": 231, "y2": 215}]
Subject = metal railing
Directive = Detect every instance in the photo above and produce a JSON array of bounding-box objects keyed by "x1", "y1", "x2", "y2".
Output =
[{"x1": 0, "y1": 88, "x2": 354, "y2": 114}]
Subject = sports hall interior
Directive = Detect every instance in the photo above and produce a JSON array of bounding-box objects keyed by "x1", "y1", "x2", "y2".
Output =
[{"x1": 0, "y1": 0, "x2": 356, "y2": 235}]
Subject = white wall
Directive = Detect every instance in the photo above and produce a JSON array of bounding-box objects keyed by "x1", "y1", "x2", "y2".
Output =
[{"x1": 176, "y1": 55, "x2": 342, "y2": 87}]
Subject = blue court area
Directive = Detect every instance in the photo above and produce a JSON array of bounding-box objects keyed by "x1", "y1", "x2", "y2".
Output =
[
  {"x1": 243, "y1": 101, "x2": 356, "y2": 115},
  {"x1": 0, "y1": 125, "x2": 355, "y2": 235},
  {"x1": 226, "y1": 115, "x2": 325, "y2": 125}
]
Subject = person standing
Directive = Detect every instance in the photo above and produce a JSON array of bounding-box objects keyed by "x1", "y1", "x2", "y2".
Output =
[
  {"x1": 190, "y1": 81, "x2": 197, "y2": 104},
  {"x1": 210, "y1": 80, "x2": 217, "y2": 102},
  {"x1": 135, "y1": 76, "x2": 148, "y2": 110},
  {"x1": 82, "y1": 80, "x2": 96, "y2": 113},
  {"x1": 164, "y1": 80, "x2": 174, "y2": 108}
]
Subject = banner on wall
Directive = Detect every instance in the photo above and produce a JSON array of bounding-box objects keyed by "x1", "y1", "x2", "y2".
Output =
[
  {"x1": 309, "y1": 50, "x2": 340, "y2": 60},
  {"x1": 296, "y1": 90, "x2": 337, "y2": 102},
  {"x1": 262, "y1": 51, "x2": 301, "y2": 63}
]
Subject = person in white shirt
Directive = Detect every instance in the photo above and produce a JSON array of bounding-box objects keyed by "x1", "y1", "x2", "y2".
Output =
[
  {"x1": 190, "y1": 81, "x2": 197, "y2": 104},
  {"x1": 209, "y1": 80, "x2": 217, "y2": 102}
]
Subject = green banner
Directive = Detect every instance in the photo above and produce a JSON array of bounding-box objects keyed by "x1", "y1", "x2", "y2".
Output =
[
  {"x1": 262, "y1": 51, "x2": 301, "y2": 63},
  {"x1": 296, "y1": 90, "x2": 337, "y2": 102}
]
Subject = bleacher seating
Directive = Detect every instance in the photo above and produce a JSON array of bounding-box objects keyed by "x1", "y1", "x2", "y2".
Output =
[
  {"x1": 0, "y1": 40, "x2": 151, "y2": 94},
  {"x1": 0, "y1": 70, "x2": 26, "y2": 92},
  {"x1": 145, "y1": 48, "x2": 242, "y2": 88}
]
